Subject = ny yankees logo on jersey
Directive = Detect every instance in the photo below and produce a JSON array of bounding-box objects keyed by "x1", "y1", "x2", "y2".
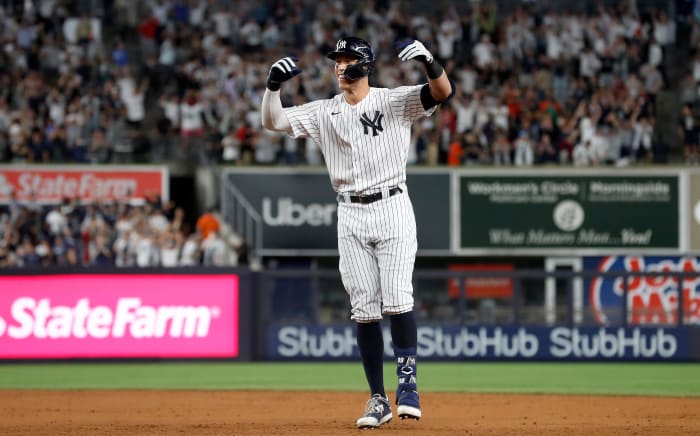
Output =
[{"x1": 360, "y1": 111, "x2": 384, "y2": 136}]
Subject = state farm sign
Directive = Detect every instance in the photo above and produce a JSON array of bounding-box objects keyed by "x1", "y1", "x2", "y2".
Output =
[
  {"x1": 0, "y1": 274, "x2": 239, "y2": 359},
  {"x1": 0, "y1": 165, "x2": 168, "y2": 203}
]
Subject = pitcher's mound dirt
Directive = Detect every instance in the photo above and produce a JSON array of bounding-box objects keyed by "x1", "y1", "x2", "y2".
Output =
[{"x1": 2, "y1": 390, "x2": 699, "y2": 435}]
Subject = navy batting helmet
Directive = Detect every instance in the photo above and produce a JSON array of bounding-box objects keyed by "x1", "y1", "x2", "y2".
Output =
[{"x1": 327, "y1": 36, "x2": 375, "y2": 81}]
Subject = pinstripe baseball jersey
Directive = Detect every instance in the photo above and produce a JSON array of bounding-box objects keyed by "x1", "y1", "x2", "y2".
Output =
[
  {"x1": 281, "y1": 83, "x2": 437, "y2": 321},
  {"x1": 283, "y1": 85, "x2": 436, "y2": 194}
]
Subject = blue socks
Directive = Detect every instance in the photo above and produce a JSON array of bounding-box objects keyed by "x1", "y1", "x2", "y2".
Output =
[
  {"x1": 390, "y1": 311, "x2": 418, "y2": 394},
  {"x1": 394, "y1": 346, "x2": 417, "y2": 393},
  {"x1": 357, "y1": 312, "x2": 419, "y2": 399},
  {"x1": 356, "y1": 321, "x2": 385, "y2": 397}
]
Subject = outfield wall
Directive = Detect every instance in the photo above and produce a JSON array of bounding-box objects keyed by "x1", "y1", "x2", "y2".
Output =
[
  {"x1": 0, "y1": 268, "x2": 257, "y2": 361},
  {"x1": 2, "y1": 267, "x2": 699, "y2": 362},
  {"x1": 221, "y1": 167, "x2": 700, "y2": 257}
]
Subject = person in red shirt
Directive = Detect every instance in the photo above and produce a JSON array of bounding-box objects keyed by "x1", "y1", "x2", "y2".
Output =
[
  {"x1": 196, "y1": 209, "x2": 220, "y2": 240},
  {"x1": 447, "y1": 133, "x2": 463, "y2": 166}
]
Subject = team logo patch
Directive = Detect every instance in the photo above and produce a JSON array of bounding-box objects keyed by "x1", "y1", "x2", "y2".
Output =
[
  {"x1": 360, "y1": 111, "x2": 384, "y2": 136},
  {"x1": 589, "y1": 256, "x2": 700, "y2": 326}
]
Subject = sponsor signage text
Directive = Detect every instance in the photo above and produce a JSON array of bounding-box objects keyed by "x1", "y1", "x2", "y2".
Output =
[
  {"x1": 0, "y1": 166, "x2": 168, "y2": 203},
  {"x1": 223, "y1": 169, "x2": 450, "y2": 253},
  {"x1": 0, "y1": 274, "x2": 239, "y2": 359},
  {"x1": 267, "y1": 324, "x2": 691, "y2": 361},
  {"x1": 585, "y1": 256, "x2": 700, "y2": 326},
  {"x1": 460, "y1": 175, "x2": 678, "y2": 250}
]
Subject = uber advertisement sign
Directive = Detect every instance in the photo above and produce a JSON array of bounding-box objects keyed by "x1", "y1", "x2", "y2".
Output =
[
  {"x1": 266, "y1": 325, "x2": 693, "y2": 361},
  {"x1": 223, "y1": 169, "x2": 450, "y2": 254}
]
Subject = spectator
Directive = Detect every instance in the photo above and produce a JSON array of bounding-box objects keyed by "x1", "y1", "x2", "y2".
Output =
[
  {"x1": 513, "y1": 130, "x2": 534, "y2": 166},
  {"x1": 45, "y1": 205, "x2": 67, "y2": 236},
  {"x1": 196, "y1": 209, "x2": 220, "y2": 240},
  {"x1": 113, "y1": 228, "x2": 134, "y2": 267},
  {"x1": 134, "y1": 226, "x2": 159, "y2": 267},
  {"x1": 112, "y1": 40, "x2": 129, "y2": 68},
  {"x1": 180, "y1": 89, "x2": 206, "y2": 162},
  {"x1": 572, "y1": 140, "x2": 594, "y2": 167},
  {"x1": 679, "y1": 103, "x2": 699, "y2": 163},
  {"x1": 201, "y1": 230, "x2": 230, "y2": 266},
  {"x1": 632, "y1": 115, "x2": 655, "y2": 162},
  {"x1": 446, "y1": 133, "x2": 464, "y2": 166},
  {"x1": 535, "y1": 133, "x2": 558, "y2": 164},
  {"x1": 159, "y1": 229, "x2": 182, "y2": 267},
  {"x1": 179, "y1": 231, "x2": 201, "y2": 266}
]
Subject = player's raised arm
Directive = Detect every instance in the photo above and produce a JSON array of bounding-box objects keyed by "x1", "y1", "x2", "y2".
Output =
[
  {"x1": 261, "y1": 56, "x2": 301, "y2": 132},
  {"x1": 396, "y1": 39, "x2": 455, "y2": 106}
]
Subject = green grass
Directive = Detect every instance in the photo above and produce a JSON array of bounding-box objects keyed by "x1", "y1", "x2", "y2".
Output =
[{"x1": 1, "y1": 362, "x2": 699, "y2": 396}]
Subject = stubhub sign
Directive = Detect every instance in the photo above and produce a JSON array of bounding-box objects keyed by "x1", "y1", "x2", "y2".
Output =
[
  {"x1": 0, "y1": 274, "x2": 239, "y2": 359},
  {"x1": 267, "y1": 325, "x2": 691, "y2": 361}
]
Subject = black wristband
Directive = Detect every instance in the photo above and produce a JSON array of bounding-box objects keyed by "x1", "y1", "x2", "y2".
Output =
[
  {"x1": 266, "y1": 78, "x2": 281, "y2": 91},
  {"x1": 423, "y1": 59, "x2": 444, "y2": 80}
]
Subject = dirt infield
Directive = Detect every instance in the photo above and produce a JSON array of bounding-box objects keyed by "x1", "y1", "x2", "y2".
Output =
[{"x1": 2, "y1": 390, "x2": 699, "y2": 435}]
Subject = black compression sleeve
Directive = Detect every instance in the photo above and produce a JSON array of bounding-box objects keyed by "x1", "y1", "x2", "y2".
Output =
[
  {"x1": 420, "y1": 84, "x2": 439, "y2": 110},
  {"x1": 420, "y1": 79, "x2": 456, "y2": 110},
  {"x1": 424, "y1": 60, "x2": 444, "y2": 80}
]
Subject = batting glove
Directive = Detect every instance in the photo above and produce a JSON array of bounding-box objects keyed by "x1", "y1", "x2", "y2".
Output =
[
  {"x1": 395, "y1": 39, "x2": 443, "y2": 79},
  {"x1": 267, "y1": 56, "x2": 302, "y2": 91},
  {"x1": 396, "y1": 39, "x2": 434, "y2": 64}
]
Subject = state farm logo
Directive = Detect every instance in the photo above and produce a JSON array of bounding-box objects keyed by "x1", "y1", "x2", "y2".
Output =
[{"x1": 0, "y1": 297, "x2": 220, "y2": 339}]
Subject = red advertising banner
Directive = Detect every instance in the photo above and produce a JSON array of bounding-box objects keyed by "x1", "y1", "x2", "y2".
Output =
[
  {"x1": 448, "y1": 264, "x2": 514, "y2": 299},
  {"x1": 0, "y1": 165, "x2": 168, "y2": 203},
  {"x1": 0, "y1": 274, "x2": 239, "y2": 359}
]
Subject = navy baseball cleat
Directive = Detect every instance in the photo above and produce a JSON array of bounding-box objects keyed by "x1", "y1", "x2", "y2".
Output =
[
  {"x1": 396, "y1": 389, "x2": 421, "y2": 420},
  {"x1": 356, "y1": 394, "x2": 393, "y2": 429}
]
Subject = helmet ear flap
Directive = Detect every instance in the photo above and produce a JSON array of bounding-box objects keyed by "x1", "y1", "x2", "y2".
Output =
[{"x1": 343, "y1": 60, "x2": 373, "y2": 81}]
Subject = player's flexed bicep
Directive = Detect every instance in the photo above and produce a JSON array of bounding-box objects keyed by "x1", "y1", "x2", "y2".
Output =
[
  {"x1": 392, "y1": 38, "x2": 455, "y2": 122},
  {"x1": 261, "y1": 56, "x2": 301, "y2": 133}
]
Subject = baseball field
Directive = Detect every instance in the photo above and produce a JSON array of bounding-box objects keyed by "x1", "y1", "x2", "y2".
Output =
[{"x1": 1, "y1": 362, "x2": 699, "y2": 435}]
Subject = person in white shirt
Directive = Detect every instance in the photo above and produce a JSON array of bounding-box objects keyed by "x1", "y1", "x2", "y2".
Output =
[
  {"x1": 514, "y1": 130, "x2": 534, "y2": 166},
  {"x1": 159, "y1": 230, "x2": 181, "y2": 267},
  {"x1": 573, "y1": 140, "x2": 593, "y2": 166},
  {"x1": 134, "y1": 228, "x2": 159, "y2": 267},
  {"x1": 122, "y1": 80, "x2": 148, "y2": 129},
  {"x1": 472, "y1": 33, "x2": 496, "y2": 71},
  {"x1": 179, "y1": 232, "x2": 201, "y2": 266},
  {"x1": 179, "y1": 89, "x2": 207, "y2": 163},
  {"x1": 45, "y1": 205, "x2": 67, "y2": 235}
]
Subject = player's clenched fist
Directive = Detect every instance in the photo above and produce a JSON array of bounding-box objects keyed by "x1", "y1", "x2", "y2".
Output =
[
  {"x1": 266, "y1": 56, "x2": 302, "y2": 91},
  {"x1": 395, "y1": 39, "x2": 444, "y2": 80},
  {"x1": 396, "y1": 39, "x2": 434, "y2": 64}
]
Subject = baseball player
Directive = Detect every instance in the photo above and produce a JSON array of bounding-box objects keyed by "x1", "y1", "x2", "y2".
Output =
[{"x1": 261, "y1": 36, "x2": 454, "y2": 429}]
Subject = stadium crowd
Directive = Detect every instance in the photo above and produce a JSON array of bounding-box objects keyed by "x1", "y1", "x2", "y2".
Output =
[
  {"x1": 0, "y1": 192, "x2": 247, "y2": 268},
  {"x1": 0, "y1": 0, "x2": 699, "y2": 268},
  {"x1": 0, "y1": 0, "x2": 698, "y2": 167}
]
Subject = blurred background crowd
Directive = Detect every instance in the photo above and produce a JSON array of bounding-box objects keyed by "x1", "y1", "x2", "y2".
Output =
[{"x1": 0, "y1": 0, "x2": 699, "y2": 268}]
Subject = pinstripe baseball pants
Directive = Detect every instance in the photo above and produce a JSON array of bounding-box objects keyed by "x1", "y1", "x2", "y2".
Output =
[{"x1": 337, "y1": 188, "x2": 417, "y2": 322}]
